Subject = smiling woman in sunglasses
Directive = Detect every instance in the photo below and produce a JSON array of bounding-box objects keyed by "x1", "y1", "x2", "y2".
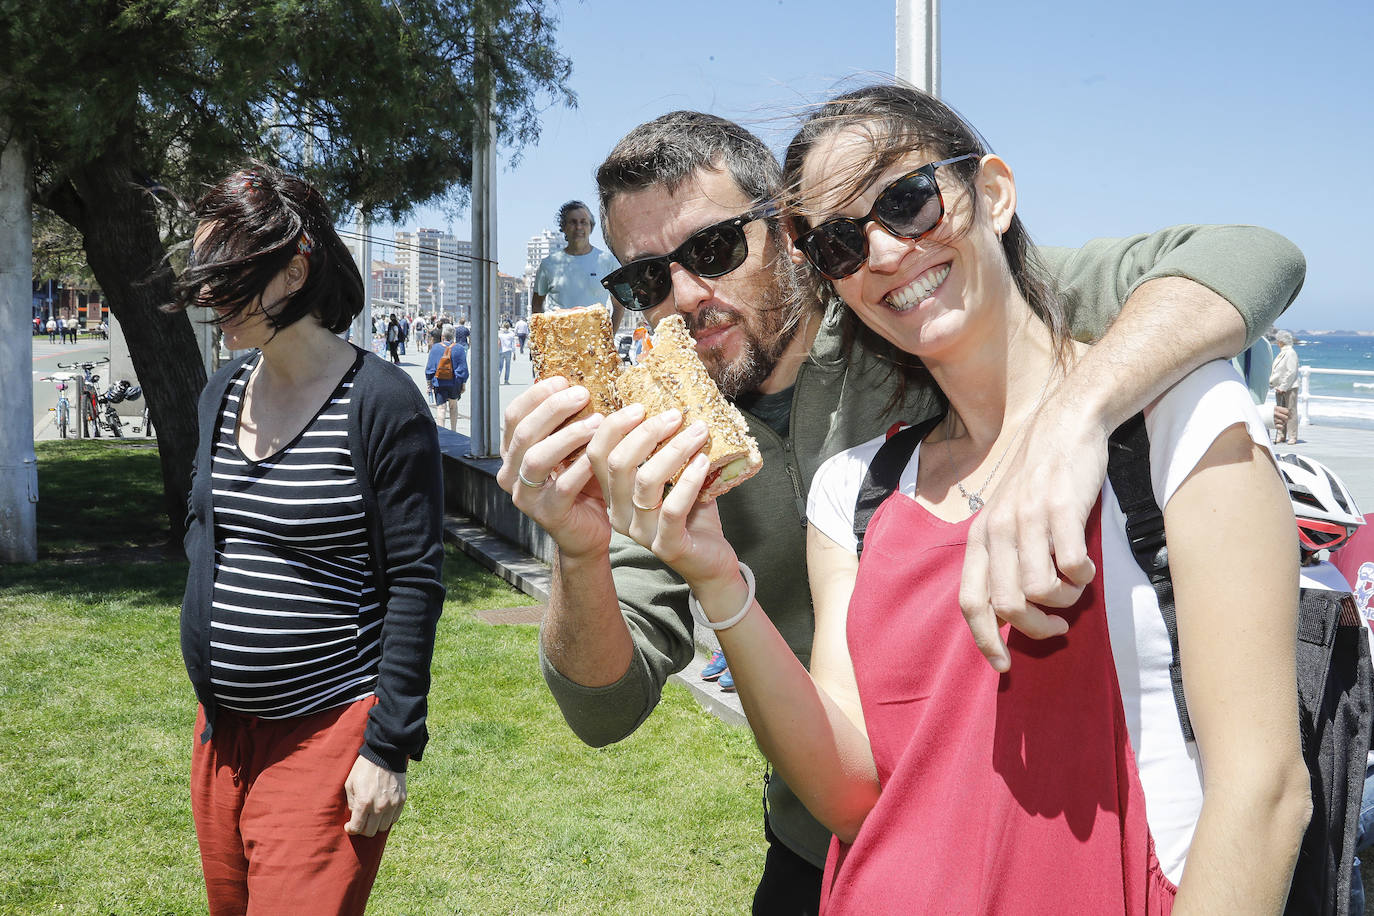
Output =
[{"x1": 610, "y1": 86, "x2": 1310, "y2": 914}]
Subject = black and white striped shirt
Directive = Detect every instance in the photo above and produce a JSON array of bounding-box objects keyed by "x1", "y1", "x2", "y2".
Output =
[{"x1": 208, "y1": 352, "x2": 382, "y2": 719}]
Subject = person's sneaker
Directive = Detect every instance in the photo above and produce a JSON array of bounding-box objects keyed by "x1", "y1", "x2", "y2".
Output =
[
  {"x1": 719, "y1": 669, "x2": 736, "y2": 693},
  {"x1": 700, "y1": 650, "x2": 728, "y2": 681}
]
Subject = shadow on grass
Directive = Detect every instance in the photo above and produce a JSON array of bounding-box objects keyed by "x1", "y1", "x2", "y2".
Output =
[{"x1": 33, "y1": 439, "x2": 172, "y2": 557}]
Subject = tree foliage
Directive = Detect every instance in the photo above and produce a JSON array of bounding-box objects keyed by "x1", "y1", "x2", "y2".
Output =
[
  {"x1": 0, "y1": 0, "x2": 574, "y2": 538},
  {"x1": 32, "y1": 207, "x2": 96, "y2": 288}
]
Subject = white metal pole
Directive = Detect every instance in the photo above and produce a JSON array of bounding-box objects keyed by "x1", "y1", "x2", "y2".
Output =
[
  {"x1": 0, "y1": 120, "x2": 38, "y2": 562},
  {"x1": 469, "y1": 24, "x2": 500, "y2": 457},
  {"x1": 350, "y1": 209, "x2": 371, "y2": 347},
  {"x1": 895, "y1": 0, "x2": 941, "y2": 96}
]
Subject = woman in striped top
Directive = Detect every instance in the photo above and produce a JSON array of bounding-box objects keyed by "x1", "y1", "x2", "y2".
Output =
[{"x1": 173, "y1": 165, "x2": 445, "y2": 915}]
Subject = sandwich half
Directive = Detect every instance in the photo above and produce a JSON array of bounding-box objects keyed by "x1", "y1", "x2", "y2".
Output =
[
  {"x1": 528, "y1": 305, "x2": 622, "y2": 424},
  {"x1": 615, "y1": 315, "x2": 762, "y2": 500}
]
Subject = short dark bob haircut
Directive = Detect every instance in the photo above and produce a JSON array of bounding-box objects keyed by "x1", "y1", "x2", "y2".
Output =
[{"x1": 171, "y1": 164, "x2": 363, "y2": 335}]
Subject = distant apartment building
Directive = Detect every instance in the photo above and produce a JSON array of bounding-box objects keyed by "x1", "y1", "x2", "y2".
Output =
[
  {"x1": 523, "y1": 228, "x2": 563, "y2": 309},
  {"x1": 395, "y1": 229, "x2": 474, "y2": 316},
  {"x1": 498, "y1": 273, "x2": 526, "y2": 320},
  {"x1": 370, "y1": 261, "x2": 406, "y2": 304}
]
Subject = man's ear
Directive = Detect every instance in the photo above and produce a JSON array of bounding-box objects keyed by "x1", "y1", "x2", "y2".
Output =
[
  {"x1": 783, "y1": 216, "x2": 809, "y2": 266},
  {"x1": 978, "y1": 154, "x2": 1017, "y2": 236}
]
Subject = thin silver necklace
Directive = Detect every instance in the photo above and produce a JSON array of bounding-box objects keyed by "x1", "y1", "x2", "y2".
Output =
[{"x1": 943, "y1": 368, "x2": 1055, "y2": 513}]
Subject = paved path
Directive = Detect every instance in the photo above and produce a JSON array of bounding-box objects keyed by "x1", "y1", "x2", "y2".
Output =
[{"x1": 385, "y1": 340, "x2": 536, "y2": 439}]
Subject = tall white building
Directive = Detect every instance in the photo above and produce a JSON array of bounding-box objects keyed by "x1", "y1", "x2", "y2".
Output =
[
  {"x1": 524, "y1": 229, "x2": 563, "y2": 309},
  {"x1": 396, "y1": 229, "x2": 469, "y2": 316}
]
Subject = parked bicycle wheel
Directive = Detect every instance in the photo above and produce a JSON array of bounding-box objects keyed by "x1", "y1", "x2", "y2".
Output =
[{"x1": 57, "y1": 401, "x2": 69, "y2": 439}]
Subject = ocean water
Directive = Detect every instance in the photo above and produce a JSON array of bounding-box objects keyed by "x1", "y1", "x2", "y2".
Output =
[{"x1": 1284, "y1": 333, "x2": 1374, "y2": 429}]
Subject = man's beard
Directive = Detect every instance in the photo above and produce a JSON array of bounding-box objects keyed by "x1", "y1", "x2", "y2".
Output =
[{"x1": 688, "y1": 258, "x2": 802, "y2": 399}]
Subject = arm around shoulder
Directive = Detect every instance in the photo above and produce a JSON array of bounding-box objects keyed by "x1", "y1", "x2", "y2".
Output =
[{"x1": 1044, "y1": 225, "x2": 1305, "y2": 348}]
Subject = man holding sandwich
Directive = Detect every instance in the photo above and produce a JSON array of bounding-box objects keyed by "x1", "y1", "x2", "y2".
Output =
[{"x1": 497, "y1": 111, "x2": 1305, "y2": 913}]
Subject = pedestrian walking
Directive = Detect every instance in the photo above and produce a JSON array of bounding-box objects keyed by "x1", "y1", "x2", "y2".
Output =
[
  {"x1": 171, "y1": 164, "x2": 444, "y2": 916},
  {"x1": 1271, "y1": 330, "x2": 1301, "y2": 444},
  {"x1": 425, "y1": 325, "x2": 468, "y2": 430},
  {"x1": 498, "y1": 321, "x2": 516, "y2": 384},
  {"x1": 515, "y1": 316, "x2": 529, "y2": 355},
  {"x1": 46, "y1": 317, "x2": 57, "y2": 343},
  {"x1": 385, "y1": 314, "x2": 402, "y2": 364}
]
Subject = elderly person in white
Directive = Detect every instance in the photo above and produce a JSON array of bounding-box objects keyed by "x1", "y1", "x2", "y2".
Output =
[{"x1": 1270, "y1": 330, "x2": 1301, "y2": 444}]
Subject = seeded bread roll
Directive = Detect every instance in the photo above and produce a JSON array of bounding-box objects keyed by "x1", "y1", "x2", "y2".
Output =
[
  {"x1": 615, "y1": 315, "x2": 762, "y2": 501},
  {"x1": 529, "y1": 306, "x2": 622, "y2": 424}
]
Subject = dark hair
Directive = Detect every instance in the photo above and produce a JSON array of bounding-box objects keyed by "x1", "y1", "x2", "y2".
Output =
[
  {"x1": 782, "y1": 84, "x2": 1068, "y2": 408},
  {"x1": 557, "y1": 200, "x2": 593, "y2": 232},
  {"x1": 170, "y1": 164, "x2": 363, "y2": 335},
  {"x1": 595, "y1": 111, "x2": 783, "y2": 255}
]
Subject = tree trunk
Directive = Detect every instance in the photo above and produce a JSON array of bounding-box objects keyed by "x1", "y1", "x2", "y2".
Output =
[{"x1": 48, "y1": 146, "x2": 206, "y2": 545}]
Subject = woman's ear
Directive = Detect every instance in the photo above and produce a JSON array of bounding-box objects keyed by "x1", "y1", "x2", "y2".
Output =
[
  {"x1": 978, "y1": 154, "x2": 1017, "y2": 236},
  {"x1": 286, "y1": 253, "x2": 309, "y2": 295}
]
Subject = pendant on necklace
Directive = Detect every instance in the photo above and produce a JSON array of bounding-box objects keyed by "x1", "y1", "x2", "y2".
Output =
[{"x1": 967, "y1": 494, "x2": 985, "y2": 512}]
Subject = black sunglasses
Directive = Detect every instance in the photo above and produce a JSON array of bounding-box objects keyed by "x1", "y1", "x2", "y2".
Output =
[
  {"x1": 795, "y1": 154, "x2": 978, "y2": 281},
  {"x1": 601, "y1": 204, "x2": 777, "y2": 312}
]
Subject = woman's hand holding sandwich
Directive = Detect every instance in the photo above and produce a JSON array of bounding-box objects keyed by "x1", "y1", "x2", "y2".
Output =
[{"x1": 586, "y1": 402, "x2": 743, "y2": 595}]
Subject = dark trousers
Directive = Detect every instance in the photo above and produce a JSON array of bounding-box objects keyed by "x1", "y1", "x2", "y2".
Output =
[{"x1": 752, "y1": 820, "x2": 824, "y2": 915}]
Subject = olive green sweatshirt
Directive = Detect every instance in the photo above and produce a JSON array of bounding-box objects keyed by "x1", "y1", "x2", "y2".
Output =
[{"x1": 540, "y1": 225, "x2": 1305, "y2": 867}]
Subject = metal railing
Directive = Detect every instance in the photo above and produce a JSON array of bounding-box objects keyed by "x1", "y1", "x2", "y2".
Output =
[{"x1": 1297, "y1": 365, "x2": 1374, "y2": 424}]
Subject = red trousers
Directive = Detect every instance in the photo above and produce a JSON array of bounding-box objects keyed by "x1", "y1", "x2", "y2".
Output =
[{"x1": 190, "y1": 698, "x2": 389, "y2": 916}]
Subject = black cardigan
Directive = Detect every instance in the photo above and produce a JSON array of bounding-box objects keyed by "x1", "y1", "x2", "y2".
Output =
[{"x1": 180, "y1": 347, "x2": 445, "y2": 772}]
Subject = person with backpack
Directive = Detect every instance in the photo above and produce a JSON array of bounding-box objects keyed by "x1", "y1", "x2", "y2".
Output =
[
  {"x1": 1274, "y1": 454, "x2": 1374, "y2": 916},
  {"x1": 597, "y1": 85, "x2": 1311, "y2": 913},
  {"x1": 425, "y1": 325, "x2": 467, "y2": 430}
]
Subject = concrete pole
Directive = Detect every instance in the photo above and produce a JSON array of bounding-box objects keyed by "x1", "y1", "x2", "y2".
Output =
[
  {"x1": 895, "y1": 0, "x2": 941, "y2": 96},
  {"x1": 468, "y1": 24, "x2": 500, "y2": 458},
  {"x1": 0, "y1": 119, "x2": 38, "y2": 562}
]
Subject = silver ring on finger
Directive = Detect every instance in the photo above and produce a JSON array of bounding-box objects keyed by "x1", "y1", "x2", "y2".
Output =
[{"x1": 517, "y1": 468, "x2": 550, "y2": 490}]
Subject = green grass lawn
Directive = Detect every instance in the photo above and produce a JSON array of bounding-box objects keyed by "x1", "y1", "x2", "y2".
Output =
[{"x1": 0, "y1": 441, "x2": 763, "y2": 914}]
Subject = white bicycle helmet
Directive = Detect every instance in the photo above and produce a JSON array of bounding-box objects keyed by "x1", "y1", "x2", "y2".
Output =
[{"x1": 1274, "y1": 452, "x2": 1365, "y2": 553}]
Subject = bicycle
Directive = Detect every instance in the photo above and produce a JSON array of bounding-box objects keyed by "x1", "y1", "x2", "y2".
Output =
[
  {"x1": 39, "y1": 374, "x2": 76, "y2": 439},
  {"x1": 98, "y1": 380, "x2": 149, "y2": 439},
  {"x1": 58, "y1": 359, "x2": 121, "y2": 437}
]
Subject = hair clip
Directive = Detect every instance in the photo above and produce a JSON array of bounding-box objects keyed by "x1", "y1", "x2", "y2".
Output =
[
  {"x1": 297, "y1": 231, "x2": 314, "y2": 257},
  {"x1": 240, "y1": 171, "x2": 264, "y2": 193}
]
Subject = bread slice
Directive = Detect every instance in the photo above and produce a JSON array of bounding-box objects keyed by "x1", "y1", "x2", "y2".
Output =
[
  {"x1": 529, "y1": 306, "x2": 622, "y2": 424},
  {"x1": 615, "y1": 315, "x2": 762, "y2": 500}
]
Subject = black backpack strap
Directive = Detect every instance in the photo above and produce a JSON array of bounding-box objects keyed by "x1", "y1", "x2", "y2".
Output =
[
  {"x1": 1106, "y1": 412, "x2": 1196, "y2": 743},
  {"x1": 854, "y1": 413, "x2": 946, "y2": 559}
]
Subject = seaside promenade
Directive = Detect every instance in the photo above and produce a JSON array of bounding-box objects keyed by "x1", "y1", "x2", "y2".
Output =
[{"x1": 26, "y1": 336, "x2": 1374, "y2": 725}]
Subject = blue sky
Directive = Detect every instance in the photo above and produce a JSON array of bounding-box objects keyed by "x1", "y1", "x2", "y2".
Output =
[{"x1": 383, "y1": 0, "x2": 1373, "y2": 331}]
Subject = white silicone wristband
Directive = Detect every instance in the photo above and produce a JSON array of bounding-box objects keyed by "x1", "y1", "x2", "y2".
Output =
[{"x1": 687, "y1": 562, "x2": 756, "y2": 632}]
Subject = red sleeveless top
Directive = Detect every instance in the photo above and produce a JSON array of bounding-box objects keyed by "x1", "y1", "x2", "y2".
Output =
[{"x1": 820, "y1": 492, "x2": 1176, "y2": 915}]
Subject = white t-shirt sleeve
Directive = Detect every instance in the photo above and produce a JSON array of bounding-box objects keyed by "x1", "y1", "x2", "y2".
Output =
[
  {"x1": 807, "y1": 433, "x2": 898, "y2": 555},
  {"x1": 533, "y1": 255, "x2": 554, "y2": 296},
  {"x1": 1142, "y1": 359, "x2": 1274, "y2": 510}
]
